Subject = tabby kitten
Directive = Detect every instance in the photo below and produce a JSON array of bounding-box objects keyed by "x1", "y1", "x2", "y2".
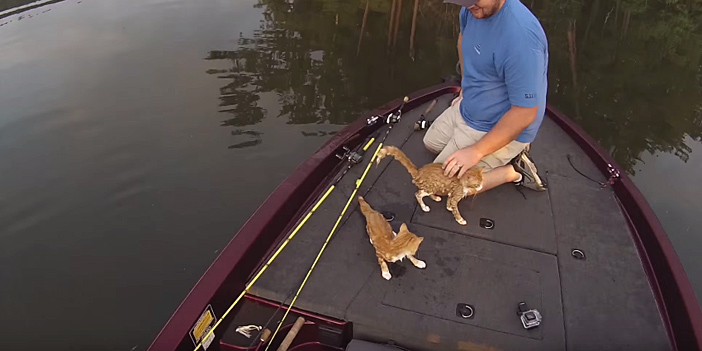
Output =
[
  {"x1": 376, "y1": 145, "x2": 484, "y2": 225},
  {"x1": 358, "y1": 196, "x2": 426, "y2": 280}
]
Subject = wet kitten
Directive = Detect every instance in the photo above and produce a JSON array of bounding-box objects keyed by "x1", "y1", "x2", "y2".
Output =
[
  {"x1": 358, "y1": 196, "x2": 426, "y2": 280},
  {"x1": 376, "y1": 145, "x2": 484, "y2": 225}
]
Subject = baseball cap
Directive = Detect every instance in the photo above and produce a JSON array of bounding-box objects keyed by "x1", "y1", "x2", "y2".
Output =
[{"x1": 444, "y1": 0, "x2": 479, "y2": 7}]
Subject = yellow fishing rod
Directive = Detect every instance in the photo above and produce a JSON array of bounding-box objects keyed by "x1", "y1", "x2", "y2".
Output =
[
  {"x1": 263, "y1": 140, "x2": 383, "y2": 351},
  {"x1": 191, "y1": 129, "x2": 380, "y2": 351},
  {"x1": 263, "y1": 97, "x2": 408, "y2": 351}
]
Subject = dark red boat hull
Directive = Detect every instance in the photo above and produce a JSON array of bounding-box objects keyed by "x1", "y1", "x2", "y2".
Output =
[{"x1": 147, "y1": 82, "x2": 702, "y2": 351}]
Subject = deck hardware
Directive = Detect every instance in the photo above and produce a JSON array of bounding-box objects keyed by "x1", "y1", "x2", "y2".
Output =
[
  {"x1": 382, "y1": 211, "x2": 395, "y2": 222},
  {"x1": 456, "y1": 303, "x2": 474, "y2": 319},
  {"x1": 517, "y1": 302, "x2": 542, "y2": 329},
  {"x1": 571, "y1": 249, "x2": 586, "y2": 260},
  {"x1": 479, "y1": 218, "x2": 494, "y2": 230}
]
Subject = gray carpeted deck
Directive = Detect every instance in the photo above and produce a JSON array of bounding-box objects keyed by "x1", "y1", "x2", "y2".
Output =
[{"x1": 246, "y1": 93, "x2": 670, "y2": 351}]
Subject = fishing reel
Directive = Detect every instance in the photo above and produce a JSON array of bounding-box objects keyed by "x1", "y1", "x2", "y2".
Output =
[
  {"x1": 366, "y1": 96, "x2": 409, "y2": 126},
  {"x1": 413, "y1": 99, "x2": 438, "y2": 131},
  {"x1": 336, "y1": 146, "x2": 364, "y2": 164},
  {"x1": 414, "y1": 119, "x2": 432, "y2": 131},
  {"x1": 366, "y1": 113, "x2": 400, "y2": 126}
]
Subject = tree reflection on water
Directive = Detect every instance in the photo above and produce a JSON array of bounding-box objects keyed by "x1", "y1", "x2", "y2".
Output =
[{"x1": 206, "y1": 0, "x2": 702, "y2": 174}]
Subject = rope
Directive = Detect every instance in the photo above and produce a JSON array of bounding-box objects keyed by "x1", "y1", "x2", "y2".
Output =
[{"x1": 566, "y1": 154, "x2": 607, "y2": 187}]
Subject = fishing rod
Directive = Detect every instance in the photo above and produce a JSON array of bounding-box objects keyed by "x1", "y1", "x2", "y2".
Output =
[
  {"x1": 190, "y1": 117, "x2": 384, "y2": 351},
  {"x1": 263, "y1": 96, "x2": 410, "y2": 351}
]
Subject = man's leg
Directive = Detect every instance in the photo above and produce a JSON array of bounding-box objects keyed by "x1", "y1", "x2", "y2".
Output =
[
  {"x1": 424, "y1": 103, "x2": 545, "y2": 191},
  {"x1": 474, "y1": 164, "x2": 521, "y2": 194},
  {"x1": 470, "y1": 139, "x2": 528, "y2": 193},
  {"x1": 423, "y1": 103, "x2": 461, "y2": 156},
  {"x1": 471, "y1": 142, "x2": 546, "y2": 192}
]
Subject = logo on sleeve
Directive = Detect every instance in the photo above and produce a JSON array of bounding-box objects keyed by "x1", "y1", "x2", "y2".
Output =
[
  {"x1": 524, "y1": 93, "x2": 535, "y2": 99},
  {"x1": 474, "y1": 44, "x2": 481, "y2": 55}
]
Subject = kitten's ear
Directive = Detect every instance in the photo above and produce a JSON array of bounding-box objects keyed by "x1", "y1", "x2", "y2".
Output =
[{"x1": 399, "y1": 223, "x2": 409, "y2": 232}]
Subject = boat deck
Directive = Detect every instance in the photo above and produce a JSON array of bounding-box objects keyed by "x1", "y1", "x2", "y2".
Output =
[{"x1": 243, "y1": 93, "x2": 670, "y2": 350}]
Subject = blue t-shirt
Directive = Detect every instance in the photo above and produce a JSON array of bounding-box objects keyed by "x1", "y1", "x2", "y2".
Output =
[{"x1": 459, "y1": 0, "x2": 548, "y2": 143}]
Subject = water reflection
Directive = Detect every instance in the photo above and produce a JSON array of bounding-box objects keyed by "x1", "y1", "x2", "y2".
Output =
[
  {"x1": 205, "y1": 0, "x2": 460, "y2": 130},
  {"x1": 532, "y1": 0, "x2": 702, "y2": 173},
  {"x1": 213, "y1": 0, "x2": 702, "y2": 174},
  {"x1": 301, "y1": 130, "x2": 338, "y2": 137},
  {"x1": 229, "y1": 129, "x2": 263, "y2": 149}
]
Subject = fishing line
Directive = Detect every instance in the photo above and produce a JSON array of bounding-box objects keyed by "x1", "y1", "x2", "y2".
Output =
[
  {"x1": 191, "y1": 132, "x2": 377, "y2": 351},
  {"x1": 264, "y1": 140, "x2": 386, "y2": 351},
  {"x1": 262, "y1": 98, "x2": 409, "y2": 351}
]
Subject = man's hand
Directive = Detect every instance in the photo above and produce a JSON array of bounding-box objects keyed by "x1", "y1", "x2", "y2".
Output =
[{"x1": 443, "y1": 146, "x2": 484, "y2": 178}]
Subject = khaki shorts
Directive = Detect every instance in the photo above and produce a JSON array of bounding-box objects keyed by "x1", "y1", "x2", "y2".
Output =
[{"x1": 423, "y1": 102, "x2": 528, "y2": 171}]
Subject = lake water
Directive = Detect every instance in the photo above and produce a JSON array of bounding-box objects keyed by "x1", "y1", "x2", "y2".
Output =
[{"x1": 1, "y1": 0, "x2": 700, "y2": 350}]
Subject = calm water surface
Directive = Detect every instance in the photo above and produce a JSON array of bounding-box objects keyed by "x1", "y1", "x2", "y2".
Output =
[{"x1": 1, "y1": 0, "x2": 700, "y2": 349}]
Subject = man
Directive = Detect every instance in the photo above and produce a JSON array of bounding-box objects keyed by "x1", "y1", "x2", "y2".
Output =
[{"x1": 424, "y1": 0, "x2": 548, "y2": 192}]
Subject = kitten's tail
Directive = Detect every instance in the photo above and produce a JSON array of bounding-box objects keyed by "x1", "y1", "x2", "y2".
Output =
[{"x1": 375, "y1": 146, "x2": 418, "y2": 178}]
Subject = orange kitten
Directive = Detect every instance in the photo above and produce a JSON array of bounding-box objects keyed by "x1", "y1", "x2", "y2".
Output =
[
  {"x1": 376, "y1": 145, "x2": 484, "y2": 225},
  {"x1": 358, "y1": 196, "x2": 426, "y2": 280}
]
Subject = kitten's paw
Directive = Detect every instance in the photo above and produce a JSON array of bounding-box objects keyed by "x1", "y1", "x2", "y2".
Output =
[
  {"x1": 421, "y1": 204, "x2": 430, "y2": 212},
  {"x1": 415, "y1": 260, "x2": 426, "y2": 269},
  {"x1": 382, "y1": 271, "x2": 392, "y2": 280},
  {"x1": 456, "y1": 218, "x2": 467, "y2": 225},
  {"x1": 430, "y1": 195, "x2": 441, "y2": 202}
]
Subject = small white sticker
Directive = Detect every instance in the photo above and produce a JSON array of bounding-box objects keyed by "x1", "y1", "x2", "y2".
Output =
[{"x1": 202, "y1": 326, "x2": 214, "y2": 350}]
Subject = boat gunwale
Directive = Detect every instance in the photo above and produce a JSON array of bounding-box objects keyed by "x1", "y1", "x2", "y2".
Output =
[{"x1": 148, "y1": 81, "x2": 702, "y2": 351}]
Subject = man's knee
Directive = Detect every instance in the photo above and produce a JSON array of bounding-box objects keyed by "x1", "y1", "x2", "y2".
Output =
[{"x1": 423, "y1": 133, "x2": 442, "y2": 154}]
